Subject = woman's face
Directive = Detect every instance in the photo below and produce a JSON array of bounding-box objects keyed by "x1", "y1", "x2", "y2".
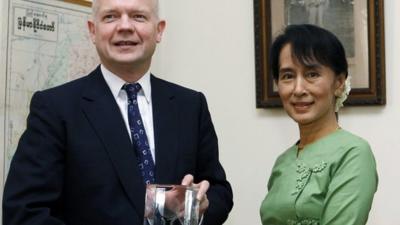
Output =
[{"x1": 277, "y1": 44, "x2": 345, "y2": 126}]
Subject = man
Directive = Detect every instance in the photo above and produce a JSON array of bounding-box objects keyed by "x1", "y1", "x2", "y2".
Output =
[{"x1": 2, "y1": 0, "x2": 233, "y2": 224}]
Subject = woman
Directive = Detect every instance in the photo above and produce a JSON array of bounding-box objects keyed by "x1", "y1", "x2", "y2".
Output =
[{"x1": 260, "y1": 24, "x2": 377, "y2": 225}]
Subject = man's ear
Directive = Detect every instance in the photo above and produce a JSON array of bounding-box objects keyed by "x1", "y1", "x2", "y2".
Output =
[
  {"x1": 156, "y1": 20, "x2": 166, "y2": 43},
  {"x1": 334, "y1": 73, "x2": 346, "y2": 97},
  {"x1": 87, "y1": 20, "x2": 96, "y2": 44}
]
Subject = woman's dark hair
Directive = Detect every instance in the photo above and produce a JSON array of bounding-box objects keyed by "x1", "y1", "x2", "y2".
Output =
[{"x1": 270, "y1": 24, "x2": 348, "y2": 80}]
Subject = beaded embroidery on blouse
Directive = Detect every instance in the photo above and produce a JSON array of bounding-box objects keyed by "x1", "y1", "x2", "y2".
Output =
[
  {"x1": 287, "y1": 218, "x2": 319, "y2": 225},
  {"x1": 292, "y1": 161, "x2": 327, "y2": 195}
]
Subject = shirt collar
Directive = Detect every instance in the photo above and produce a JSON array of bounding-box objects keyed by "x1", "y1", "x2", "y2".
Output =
[{"x1": 101, "y1": 64, "x2": 152, "y2": 103}]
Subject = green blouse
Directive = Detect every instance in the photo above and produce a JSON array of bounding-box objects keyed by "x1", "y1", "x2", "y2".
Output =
[{"x1": 260, "y1": 129, "x2": 377, "y2": 225}]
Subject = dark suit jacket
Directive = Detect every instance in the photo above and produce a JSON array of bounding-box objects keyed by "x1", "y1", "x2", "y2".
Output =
[{"x1": 3, "y1": 66, "x2": 233, "y2": 225}]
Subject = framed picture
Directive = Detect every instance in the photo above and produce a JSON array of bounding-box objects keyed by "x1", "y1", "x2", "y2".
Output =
[
  {"x1": 254, "y1": 0, "x2": 385, "y2": 108},
  {"x1": 63, "y1": 0, "x2": 92, "y2": 7}
]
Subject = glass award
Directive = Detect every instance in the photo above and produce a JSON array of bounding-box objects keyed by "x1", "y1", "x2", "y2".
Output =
[{"x1": 144, "y1": 184, "x2": 201, "y2": 225}]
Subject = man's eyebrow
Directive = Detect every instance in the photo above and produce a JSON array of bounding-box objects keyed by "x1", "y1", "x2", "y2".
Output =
[{"x1": 98, "y1": 8, "x2": 118, "y2": 15}]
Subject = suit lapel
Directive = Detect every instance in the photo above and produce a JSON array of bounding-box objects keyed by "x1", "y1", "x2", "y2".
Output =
[
  {"x1": 151, "y1": 75, "x2": 180, "y2": 184},
  {"x1": 80, "y1": 67, "x2": 145, "y2": 216}
]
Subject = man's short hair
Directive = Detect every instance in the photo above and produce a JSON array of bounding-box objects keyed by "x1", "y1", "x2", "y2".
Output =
[{"x1": 91, "y1": 0, "x2": 160, "y2": 19}]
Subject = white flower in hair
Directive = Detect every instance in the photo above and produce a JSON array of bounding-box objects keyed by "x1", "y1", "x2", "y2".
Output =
[{"x1": 335, "y1": 75, "x2": 351, "y2": 112}]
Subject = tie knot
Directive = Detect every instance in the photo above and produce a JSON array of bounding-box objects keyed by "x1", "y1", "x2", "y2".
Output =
[{"x1": 123, "y1": 83, "x2": 142, "y2": 99}]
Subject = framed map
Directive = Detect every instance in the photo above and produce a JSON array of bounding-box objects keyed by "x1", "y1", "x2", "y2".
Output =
[
  {"x1": 254, "y1": 0, "x2": 385, "y2": 108},
  {"x1": 63, "y1": 0, "x2": 92, "y2": 7},
  {"x1": 2, "y1": 0, "x2": 98, "y2": 177}
]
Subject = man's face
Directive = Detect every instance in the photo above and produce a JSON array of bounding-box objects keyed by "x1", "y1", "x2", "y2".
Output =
[{"x1": 88, "y1": 0, "x2": 165, "y2": 73}]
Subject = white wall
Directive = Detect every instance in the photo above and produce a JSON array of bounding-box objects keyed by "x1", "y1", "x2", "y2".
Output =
[{"x1": 153, "y1": 0, "x2": 400, "y2": 224}]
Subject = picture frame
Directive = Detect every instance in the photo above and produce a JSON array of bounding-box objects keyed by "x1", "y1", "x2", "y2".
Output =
[
  {"x1": 254, "y1": 0, "x2": 385, "y2": 108},
  {"x1": 63, "y1": 0, "x2": 92, "y2": 7}
]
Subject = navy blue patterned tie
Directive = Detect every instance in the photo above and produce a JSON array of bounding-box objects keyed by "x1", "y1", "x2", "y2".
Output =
[{"x1": 123, "y1": 83, "x2": 155, "y2": 184}]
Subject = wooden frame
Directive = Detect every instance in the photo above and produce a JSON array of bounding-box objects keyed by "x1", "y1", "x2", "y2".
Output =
[
  {"x1": 254, "y1": 0, "x2": 385, "y2": 108},
  {"x1": 63, "y1": 0, "x2": 92, "y2": 7}
]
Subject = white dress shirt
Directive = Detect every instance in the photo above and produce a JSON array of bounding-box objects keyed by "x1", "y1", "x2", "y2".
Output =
[{"x1": 101, "y1": 65, "x2": 155, "y2": 163}]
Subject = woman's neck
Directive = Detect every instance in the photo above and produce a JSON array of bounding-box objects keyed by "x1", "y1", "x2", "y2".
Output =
[{"x1": 298, "y1": 119, "x2": 339, "y2": 150}]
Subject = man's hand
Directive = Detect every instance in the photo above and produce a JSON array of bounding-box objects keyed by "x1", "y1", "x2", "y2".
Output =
[
  {"x1": 181, "y1": 174, "x2": 210, "y2": 215},
  {"x1": 162, "y1": 174, "x2": 210, "y2": 222}
]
